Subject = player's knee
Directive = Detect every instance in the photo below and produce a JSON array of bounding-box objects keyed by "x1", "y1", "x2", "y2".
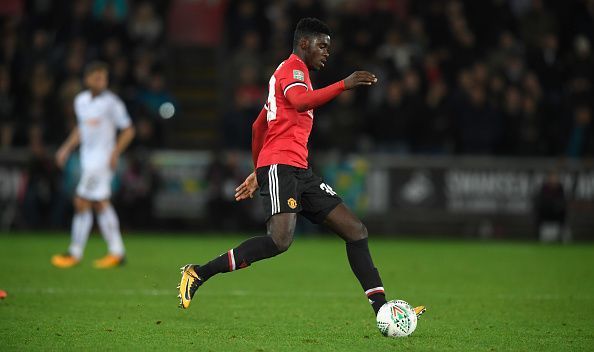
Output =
[
  {"x1": 93, "y1": 201, "x2": 110, "y2": 213},
  {"x1": 74, "y1": 197, "x2": 91, "y2": 213},
  {"x1": 349, "y1": 221, "x2": 368, "y2": 241},
  {"x1": 358, "y1": 222, "x2": 369, "y2": 240},
  {"x1": 271, "y1": 233, "x2": 293, "y2": 253}
]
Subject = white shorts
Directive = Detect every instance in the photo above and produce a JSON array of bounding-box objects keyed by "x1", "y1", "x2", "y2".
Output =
[{"x1": 76, "y1": 168, "x2": 113, "y2": 201}]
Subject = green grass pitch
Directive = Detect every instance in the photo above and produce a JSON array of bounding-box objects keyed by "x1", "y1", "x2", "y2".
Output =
[{"x1": 1, "y1": 233, "x2": 593, "y2": 351}]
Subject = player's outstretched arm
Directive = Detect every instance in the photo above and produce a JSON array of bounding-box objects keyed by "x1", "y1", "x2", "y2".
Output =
[
  {"x1": 285, "y1": 71, "x2": 377, "y2": 113},
  {"x1": 55, "y1": 127, "x2": 80, "y2": 168},
  {"x1": 343, "y1": 71, "x2": 377, "y2": 90},
  {"x1": 285, "y1": 80, "x2": 344, "y2": 112}
]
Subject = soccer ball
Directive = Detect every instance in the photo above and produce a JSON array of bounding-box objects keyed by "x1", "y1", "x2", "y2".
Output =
[{"x1": 376, "y1": 300, "x2": 418, "y2": 337}]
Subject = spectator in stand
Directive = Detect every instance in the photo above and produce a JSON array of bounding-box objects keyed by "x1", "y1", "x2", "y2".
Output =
[
  {"x1": 95, "y1": 2, "x2": 127, "y2": 43},
  {"x1": 455, "y1": 84, "x2": 501, "y2": 154},
  {"x1": 488, "y1": 31, "x2": 524, "y2": 74},
  {"x1": 412, "y1": 79, "x2": 452, "y2": 154},
  {"x1": 131, "y1": 49, "x2": 155, "y2": 86},
  {"x1": 56, "y1": 37, "x2": 88, "y2": 85},
  {"x1": 21, "y1": 124, "x2": 61, "y2": 229},
  {"x1": 92, "y1": 0, "x2": 128, "y2": 22},
  {"x1": 519, "y1": 0, "x2": 558, "y2": 51},
  {"x1": 57, "y1": 76, "x2": 82, "y2": 133},
  {"x1": 227, "y1": 30, "x2": 265, "y2": 89},
  {"x1": 533, "y1": 170, "x2": 568, "y2": 242},
  {"x1": 128, "y1": 2, "x2": 163, "y2": 47},
  {"x1": 566, "y1": 104, "x2": 593, "y2": 158},
  {"x1": 515, "y1": 95, "x2": 545, "y2": 156},
  {"x1": 204, "y1": 151, "x2": 247, "y2": 231},
  {"x1": 100, "y1": 37, "x2": 123, "y2": 65},
  {"x1": 56, "y1": 0, "x2": 97, "y2": 44},
  {"x1": 315, "y1": 90, "x2": 361, "y2": 152},
  {"x1": 0, "y1": 66, "x2": 15, "y2": 148},
  {"x1": 566, "y1": 35, "x2": 593, "y2": 105},
  {"x1": 225, "y1": 0, "x2": 269, "y2": 49},
  {"x1": 137, "y1": 71, "x2": 175, "y2": 118},
  {"x1": 118, "y1": 152, "x2": 156, "y2": 228},
  {"x1": 377, "y1": 28, "x2": 414, "y2": 74},
  {"x1": 19, "y1": 62, "x2": 62, "y2": 147},
  {"x1": 446, "y1": 2, "x2": 477, "y2": 73},
  {"x1": 499, "y1": 86, "x2": 524, "y2": 155},
  {"x1": 370, "y1": 79, "x2": 409, "y2": 153},
  {"x1": 110, "y1": 56, "x2": 134, "y2": 99},
  {"x1": 222, "y1": 65, "x2": 264, "y2": 150},
  {"x1": 529, "y1": 32, "x2": 563, "y2": 104}
]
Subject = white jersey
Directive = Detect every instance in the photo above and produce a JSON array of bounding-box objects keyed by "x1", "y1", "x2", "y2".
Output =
[{"x1": 74, "y1": 89, "x2": 131, "y2": 171}]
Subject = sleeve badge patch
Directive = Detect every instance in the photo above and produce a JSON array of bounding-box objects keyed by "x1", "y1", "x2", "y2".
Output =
[{"x1": 293, "y1": 70, "x2": 305, "y2": 81}]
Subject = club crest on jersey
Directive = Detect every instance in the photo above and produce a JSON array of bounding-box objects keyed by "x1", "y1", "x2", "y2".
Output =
[
  {"x1": 287, "y1": 198, "x2": 298, "y2": 209},
  {"x1": 293, "y1": 70, "x2": 304, "y2": 81}
]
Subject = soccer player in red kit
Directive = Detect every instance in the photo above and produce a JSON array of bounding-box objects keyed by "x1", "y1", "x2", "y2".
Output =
[{"x1": 178, "y1": 18, "x2": 425, "y2": 321}]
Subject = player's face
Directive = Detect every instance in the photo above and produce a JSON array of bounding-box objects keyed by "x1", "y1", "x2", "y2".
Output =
[
  {"x1": 85, "y1": 70, "x2": 108, "y2": 93},
  {"x1": 305, "y1": 34, "x2": 330, "y2": 71}
]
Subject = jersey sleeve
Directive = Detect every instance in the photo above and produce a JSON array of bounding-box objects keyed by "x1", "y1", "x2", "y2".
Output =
[
  {"x1": 251, "y1": 106, "x2": 268, "y2": 167},
  {"x1": 111, "y1": 96, "x2": 132, "y2": 129},
  {"x1": 277, "y1": 60, "x2": 345, "y2": 112},
  {"x1": 277, "y1": 60, "x2": 309, "y2": 97},
  {"x1": 285, "y1": 80, "x2": 345, "y2": 112}
]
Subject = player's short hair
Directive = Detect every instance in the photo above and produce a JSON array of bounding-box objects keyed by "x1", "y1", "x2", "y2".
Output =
[
  {"x1": 84, "y1": 61, "x2": 109, "y2": 77},
  {"x1": 293, "y1": 18, "x2": 331, "y2": 48}
]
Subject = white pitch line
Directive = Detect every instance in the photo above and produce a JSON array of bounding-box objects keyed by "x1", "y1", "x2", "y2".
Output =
[
  {"x1": 4, "y1": 287, "x2": 593, "y2": 301},
  {"x1": 5, "y1": 287, "x2": 363, "y2": 298}
]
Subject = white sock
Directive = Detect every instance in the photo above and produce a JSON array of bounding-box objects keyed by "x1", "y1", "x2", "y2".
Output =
[
  {"x1": 97, "y1": 205, "x2": 125, "y2": 257},
  {"x1": 68, "y1": 210, "x2": 93, "y2": 259}
]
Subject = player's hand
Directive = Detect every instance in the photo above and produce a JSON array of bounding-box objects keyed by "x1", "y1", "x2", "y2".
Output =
[
  {"x1": 235, "y1": 172, "x2": 259, "y2": 201},
  {"x1": 109, "y1": 150, "x2": 119, "y2": 170},
  {"x1": 55, "y1": 147, "x2": 69, "y2": 169},
  {"x1": 343, "y1": 71, "x2": 377, "y2": 90}
]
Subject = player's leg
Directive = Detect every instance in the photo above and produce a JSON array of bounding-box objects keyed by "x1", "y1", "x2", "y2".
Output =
[
  {"x1": 178, "y1": 213, "x2": 296, "y2": 308},
  {"x1": 295, "y1": 169, "x2": 387, "y2": 315},
  {"x1": 198, "y1": 213, "x2": 295, "y2": 279},
  {"x1": 178, "y1": 164, "x2": 300, "y2": 309},
  {"x1": 93, "y1": 199, "x2": 126, "y2": 268},
  {"x1": 323, "y1": 204, "x2": 426, "y2": 317},
  {"x1": 51, "y1": 196, "x2": 93, "y2": 268},
  {"x1": 322, "y1": 203, "x2": 388, "y2": 315}
]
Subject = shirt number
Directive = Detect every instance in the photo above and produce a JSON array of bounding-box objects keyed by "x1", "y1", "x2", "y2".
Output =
[
  {"x1": 266, "y1": 75, "x2": 277, "y2": 122},
  {"x1": 320, "y1": 183, "x2": 337, "y2": 196}
]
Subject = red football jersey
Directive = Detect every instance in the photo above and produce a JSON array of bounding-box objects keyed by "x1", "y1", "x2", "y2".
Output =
[{"x1": 257, "y1": 54, "x2": 314, "y2": 169}]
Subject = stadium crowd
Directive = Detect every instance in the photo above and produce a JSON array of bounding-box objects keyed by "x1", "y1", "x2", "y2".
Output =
[
  {"x1": 222, "y1": 0, "x2": 594, "y2": 157},
  {"x1": 0, "y1": 0, "x2": 169, "y2": 150},
  {"x1": 1, "y1": 0, "x2": 593, "y2": 157}
]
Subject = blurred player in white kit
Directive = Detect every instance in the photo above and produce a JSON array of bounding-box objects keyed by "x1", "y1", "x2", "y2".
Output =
[{"x1": 51, "y1": 61, "x2": 135, "y2": 269}]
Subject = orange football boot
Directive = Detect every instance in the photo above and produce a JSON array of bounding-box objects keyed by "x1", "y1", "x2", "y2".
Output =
[
  {"x1": 93, "y1": 254, "x2": 125, "y2": 269},
  {"x1": 51, "y1": 253, "x2": 80, "y2": 268}
]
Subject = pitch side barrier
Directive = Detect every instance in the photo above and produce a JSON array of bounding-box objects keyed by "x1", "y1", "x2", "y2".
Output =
[
  {"x1": 325, "y1": 154, "x2": 593, "y2": 240},
  {"x1": 1, "y1": 150, "x2": 592, "y2": 239}
]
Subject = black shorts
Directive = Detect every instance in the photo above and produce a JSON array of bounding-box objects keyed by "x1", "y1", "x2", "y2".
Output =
[{"x1": 256, "y1": 164, "x2": 342, "y2": 224}]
